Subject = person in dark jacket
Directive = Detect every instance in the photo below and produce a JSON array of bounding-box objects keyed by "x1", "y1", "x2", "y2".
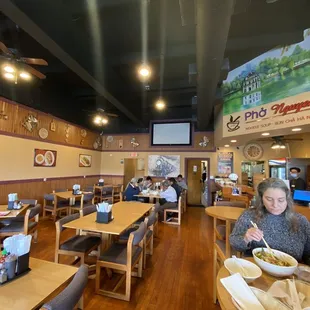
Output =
[
  {"x1": 289, "y1": 167, "x2": 306, "y2": 193},
  {"x1": 168, "y1": 177, "x2": 182, "y2": 200},
  {"x1": 124, "y1": 178, "x2": 140, "y2": 201}
]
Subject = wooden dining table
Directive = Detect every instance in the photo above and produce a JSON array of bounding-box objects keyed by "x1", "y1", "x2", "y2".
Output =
[
  {"x1": 0, "y1": 258, "x2": 77, "y2": 310},
  {"x1": 134, "y1": 193, "x2": 161, "y2": 203},
  {"x1": 216, "y1": 257, "x2": 306, "y2": 310},
  {"x1": 0, "y1": 204, "x2": 30, "y2": 219},
  {"x1": 63, "y1": 201, "x2": 154, "y2": 247}
]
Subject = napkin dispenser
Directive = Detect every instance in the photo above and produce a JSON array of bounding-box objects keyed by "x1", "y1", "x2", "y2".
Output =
[
  {"x1": 96, "y1": 211, "x2": 112, "y2": 224},
  {"x1": 8, "y1": 193, "x2": 18, "y2": 210},
  {"x1": 98, "y1": 178, "x2": 104, "y2": 186},
  {"x1": 72, "y1": 184, "x2": 81, "y2": 195}
]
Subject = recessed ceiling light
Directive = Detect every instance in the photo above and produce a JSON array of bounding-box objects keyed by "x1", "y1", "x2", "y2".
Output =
[
  {"x1": 155, "y1": 99, "x2": 166, "y2": 110},
  {"x1": 262, "y1": 132, "x2": 270, "y2": 136},
  {"x1": 230, "y1": 140, "x2": 237, "y2": 143},
  {"x1": 138, "y1": 64, "x2": 151, "y2": 78},
  {"x1": 292, "y1": 128, "x2": 301, "y2": 132},
  {"x1": 3, "y1": 72, "x2": 14, "y2": 80},
  {"x1": 224, "y1": 144, "x2": 230, "y2": 147},
  {"x1": 4, "y1": 65, "x2": 15, "y2": 73}
]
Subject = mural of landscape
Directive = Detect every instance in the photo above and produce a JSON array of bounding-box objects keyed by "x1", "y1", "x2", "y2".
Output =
[
  {"x1": 222, "y1": 29, "x2": 310, "y2": 114},
  {"x1": 148, "y1": 155, "x2": 180, "y2": 177}
]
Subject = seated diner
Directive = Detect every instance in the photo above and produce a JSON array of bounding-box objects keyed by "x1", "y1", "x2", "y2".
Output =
[
  {"x1": 123, "y1": 178, "x2": 139, "y2": 201},
  {"x1": 155, "y1": 180, "x2": 178, "y2": 220},
  {"x1": 230, "y1": 178, "x2": 310, "y2": 265}
]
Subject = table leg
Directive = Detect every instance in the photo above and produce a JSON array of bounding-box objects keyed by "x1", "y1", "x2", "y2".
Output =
[{"x1": 100, "y1": 233, "x2": 113, "y2": 278}]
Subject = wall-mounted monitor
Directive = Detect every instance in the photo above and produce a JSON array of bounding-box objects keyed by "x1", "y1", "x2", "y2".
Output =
[{"x1": 151, "y1": 121, "x2": 192, "y2": 146}]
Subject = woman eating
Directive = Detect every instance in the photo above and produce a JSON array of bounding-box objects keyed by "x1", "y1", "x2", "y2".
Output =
[{"x1": 230, "y1": 178, "x2": 310, "y2": 265}]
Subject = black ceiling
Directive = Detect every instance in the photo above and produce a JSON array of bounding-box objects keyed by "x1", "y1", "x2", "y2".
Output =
[{"x1": 0, "y1": 0, "x2": 309, "y2": 133}]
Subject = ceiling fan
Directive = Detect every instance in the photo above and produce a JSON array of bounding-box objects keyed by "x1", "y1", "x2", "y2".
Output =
[
  {"x1": 0, "y1": 41, "x2": 48, "y2": 80},
  {"x1": 255, "y1": 135, "x2": 303, "y2": 149},
  {"x1": 85, "y1": 108, "x2": 119, "y2": 126}
]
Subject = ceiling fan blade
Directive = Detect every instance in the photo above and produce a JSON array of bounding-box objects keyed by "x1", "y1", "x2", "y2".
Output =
[
  {"x1": 105, "y1": 113, "x2": 119, "y2": 117},
  {"x1": 23, "y1": 64, "x2": 46, "y2": 79},
  {"x1": 284, "y1": 139, "x2": 303, "y2": 141},
  {"x1": 20, "y1": 57, "x2": 48, "y2": 66},
  {"x1": 0, "y1": 42, "x2": 12, "y2": 55}
]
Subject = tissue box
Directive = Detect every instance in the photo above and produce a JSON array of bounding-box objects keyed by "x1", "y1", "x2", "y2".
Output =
[
  {"x1": 16, "y1": 252, "x2": 30, "y2": 275},
  {"x1": 7, "y1": 201, "x2": 14, "y2": 210},
  {"x1": 96, "y1": 211, "x2": 112, "y2": 224}
]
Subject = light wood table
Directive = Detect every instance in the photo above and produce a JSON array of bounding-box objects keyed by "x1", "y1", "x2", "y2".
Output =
[
  {"x1": 216, "y1": 258, "x2": 305, "y2": 310},
  {"x1": 63, "y1": 201, "x2": 154, "y2": 248},
  {"x1": 0, "y1": 204, "x2": 30, "y2": 219},
  {"x1": 54, "y1": 191, "x2": 83, "y2": 200},
  {"x1": 0, "y1": 258, "x2": 77, "y2": 310},
  {"x1": 135, "y1": 193, "x2": 161, "y2": 203}
]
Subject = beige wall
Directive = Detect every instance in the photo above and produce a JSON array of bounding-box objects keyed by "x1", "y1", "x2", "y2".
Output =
[
  {"x1": 0, "y1": 134, "x2": 101, "y2": 181},
  {"x1": 100, "y1": 142, "x2": 292, "y2": 180}
]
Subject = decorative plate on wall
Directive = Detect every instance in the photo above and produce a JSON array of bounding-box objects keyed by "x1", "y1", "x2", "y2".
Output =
[
  {"x1": 243, "y1": 143, "x2": 264, "y2": 161},
  {"x1": 39, "y1": 128, "x2": 48, "y2": 139}
]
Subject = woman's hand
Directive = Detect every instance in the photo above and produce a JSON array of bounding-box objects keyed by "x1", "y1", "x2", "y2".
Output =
[{"x1": 244, "y1": 227, "x2": 264, "y2": 244}]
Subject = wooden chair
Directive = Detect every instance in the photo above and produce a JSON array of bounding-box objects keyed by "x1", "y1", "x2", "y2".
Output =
[
  {"x1": 55, "y1": 213, "x2": 101, "y2": 266},
  {"x1": 213, "y1": 201, "x2": 246, "y2": 240},
  {"x1": 96, "y1": 222, "x2": 147, "y2": 301},
  {"x1": 0, "y1": 205, "x2": 40, "y2": 242},
  {"x1": 163, "y1": 196, "x2": 182, "y2": 225},
  {"x1": 101, "y1": 186, "x2": 114, "y2": 203},
  {"x1": 181, "y1": 190, "x2": 187, "y2": 213},
  {"x1": 43, "y1": 193, "x2": 70, "y2": 222},
  {"x1": 212, "y1": 201, "x2": 244, "y2": 303},
  {"x1": 143, "y1": 211, "x2": 156, "y2": 268},
  {"x1": 41, "y1": 264, "x2": 88, "y2": 310},
  {"x1": 70, "y1": 193, "x2": 95, "y2": 215},
  {"x1": 113, "y1": 185, "x2": 123, "y2": 203}
]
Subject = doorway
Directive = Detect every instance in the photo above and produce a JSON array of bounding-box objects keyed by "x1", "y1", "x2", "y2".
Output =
[
  {"x1": 185, "y1": 158, "x2": 210, "y2": 206},
  {"x1": 123, "y1": 158, "x2": 145, "y2": 187}
]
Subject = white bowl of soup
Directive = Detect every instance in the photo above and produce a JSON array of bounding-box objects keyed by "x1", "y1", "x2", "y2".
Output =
[
  {"x1": 224, "y1": 257, "x2": 262, "y2": 283},
  {"x1": 252, "y1": 248, "x2": 298, "y2": 277}
]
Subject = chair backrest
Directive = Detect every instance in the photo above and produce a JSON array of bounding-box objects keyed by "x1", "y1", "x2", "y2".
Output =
[
  {"x1": 27, "y1": 205, "x2": 41, "y2": 220},
  {"x1": 83, "y1": 193, "x2": 94, "y2": 203},
  {"x1": 130, "y1": 222, "x2": 146, "y2": 246},
  {"x1": 20, "y1": 199, "x2": 38, "y2": 207},
  {"x1": 53, "y1": 189, "x2": 68, "y2": 193},
  {"x1": 214, "y1": 201, "x2": 246, "y2": 208},
  {"x1": 41, "y1": 264, "x2": 88, "y2": 310},
  {"x1": 44, "y1": 194, "x2": 55, "y2": 201},
  {"x1": 146, "y1": 211, "x2": 156, "y2": 227},
  {"x1": 178, "y1": 196, "x2": 182, "y2": 212},
  {"x1": 80, "y1": 205, "x2": 97, "y2": 217},
  {"x1": 102, "y1": 186, "x2": 113, "y2": 194},
  {"x1": 56, "y1": 213, "x2": 80, "y2": 232},
  {"x1": 83, "y1": 185, "x2": 94, "y2": 193}
]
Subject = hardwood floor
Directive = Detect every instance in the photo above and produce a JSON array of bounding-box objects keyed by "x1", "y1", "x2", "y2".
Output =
[{"x1": 31, "y1": 207, "x2": 220, "y2": 310}]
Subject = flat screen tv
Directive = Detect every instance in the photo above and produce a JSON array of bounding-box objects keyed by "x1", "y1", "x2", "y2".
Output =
[{"x1": 151, "y1": 121, "x2": 192, "y2": 146}]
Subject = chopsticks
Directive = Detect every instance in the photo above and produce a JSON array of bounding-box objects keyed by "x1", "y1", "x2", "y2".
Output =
[{"x1": 250, "y1": 221, "x2": 275, "y2": 256}]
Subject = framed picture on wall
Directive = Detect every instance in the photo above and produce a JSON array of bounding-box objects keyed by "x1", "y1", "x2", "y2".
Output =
[
  {"x1": 79, "y1": 154, "x2": 92, "y2": 167},
  {"x1": 34, "y1": 149, "x2": 57, "y2": 167}
]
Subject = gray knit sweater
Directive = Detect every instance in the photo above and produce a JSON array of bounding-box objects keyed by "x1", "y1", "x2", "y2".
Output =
[{"x1": 229, "y1": 209, "x2": 310, "y2": 265}]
